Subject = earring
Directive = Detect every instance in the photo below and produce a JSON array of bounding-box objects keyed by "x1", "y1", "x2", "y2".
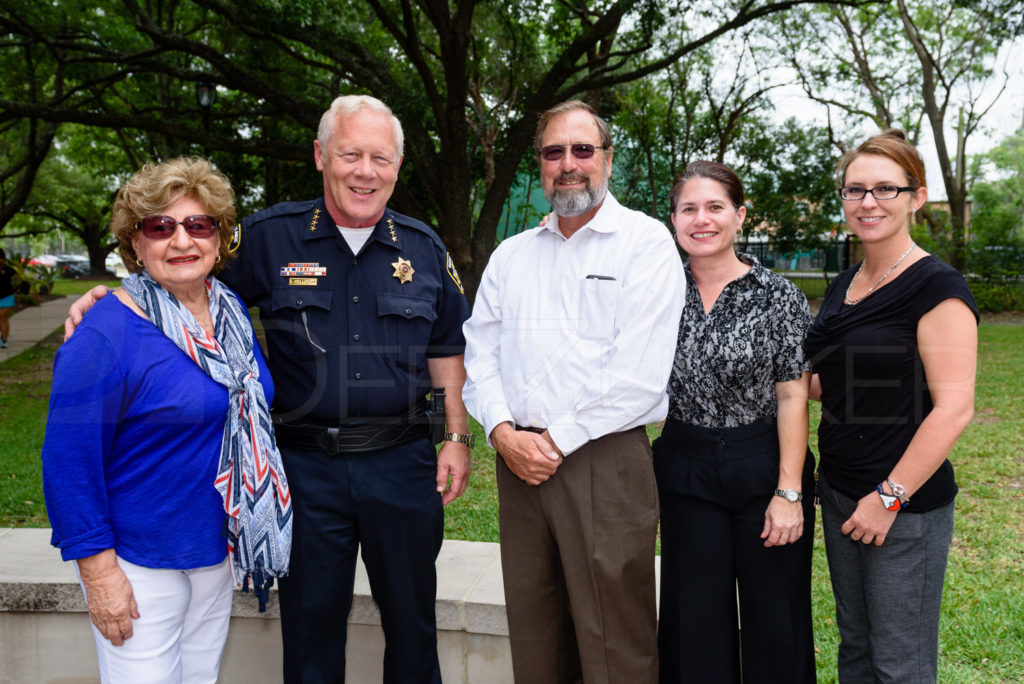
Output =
[
  {"x1": 215, "y1": 254, "x2": 221, "y2": 263},
  {"x1": 136, "y1": 258, "x2": 143, "y2": 267}
]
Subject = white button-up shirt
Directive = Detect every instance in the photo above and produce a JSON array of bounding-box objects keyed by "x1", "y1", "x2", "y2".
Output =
[{"x1": 463, "y1": 194, "x2": 686, "y2": 455}]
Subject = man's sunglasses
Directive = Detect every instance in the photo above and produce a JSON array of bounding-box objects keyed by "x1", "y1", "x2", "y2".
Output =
[
  {"x1": 539, "y1": 143, "x2": 608, "y2": 162},
  {"x1": 136, "y1": 214, "x2": 220, "y2": 240}
]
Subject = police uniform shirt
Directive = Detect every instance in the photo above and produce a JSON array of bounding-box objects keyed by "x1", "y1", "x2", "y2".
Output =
[{"x1": 220, "y1": 198, "x2": 469, "y2": 423}]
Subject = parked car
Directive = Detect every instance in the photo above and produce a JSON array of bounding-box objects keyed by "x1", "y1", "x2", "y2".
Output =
[
  {"x1": 27, "y1": 254, "x2": 59, "y2": 268},
  {"x1": 56, "y1": 254, "x2": 91, "y2": 278}
]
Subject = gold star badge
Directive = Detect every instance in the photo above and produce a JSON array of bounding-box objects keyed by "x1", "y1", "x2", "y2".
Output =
[{"x1": 391, "y1": 257, "x2": 414, "y2": 284}]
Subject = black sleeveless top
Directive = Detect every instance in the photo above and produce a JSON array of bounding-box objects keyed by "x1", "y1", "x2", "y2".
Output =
[{"x1": 805, "y1": 256, "x2": 978, "y2": 511}]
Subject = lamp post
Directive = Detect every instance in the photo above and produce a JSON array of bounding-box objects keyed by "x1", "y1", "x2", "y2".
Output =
[{"x1": 195, "y1": 82, "x2": 216, "y2": 133}]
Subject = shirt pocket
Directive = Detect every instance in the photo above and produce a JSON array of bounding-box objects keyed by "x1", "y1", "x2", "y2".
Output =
[
  {"x1": 577, "y1": 276, "x2": 618, "y2": 340},
  {"x1": 270, "y1": 286, "x2": 335, "y2": 358},
  {"x1": 377, "y1": 292, "x2": 438, "y2": 370}
]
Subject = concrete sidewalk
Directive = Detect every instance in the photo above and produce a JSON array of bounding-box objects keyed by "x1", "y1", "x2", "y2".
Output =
[{"x1": 0, "y1": 296, "x2": 71, "y2": 363}]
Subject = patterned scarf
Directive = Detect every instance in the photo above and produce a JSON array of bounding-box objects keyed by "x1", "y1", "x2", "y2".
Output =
[{"x1": 122, "y1": 272, "x2": 291, "y2": 611}]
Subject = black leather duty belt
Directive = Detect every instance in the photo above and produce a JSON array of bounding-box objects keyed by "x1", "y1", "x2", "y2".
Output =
[{"x1": 273, "y1": 407, "x2": 432, "y2": 455}]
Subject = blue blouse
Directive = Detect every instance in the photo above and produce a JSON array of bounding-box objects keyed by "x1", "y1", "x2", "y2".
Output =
[{"x1": 42, "y1": 291, "x2": 273, "y2": 569}]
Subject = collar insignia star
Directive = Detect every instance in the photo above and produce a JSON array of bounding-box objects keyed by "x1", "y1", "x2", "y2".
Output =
[{"x1": 391, "y1": 257, "x2": 414, "y2": 284}]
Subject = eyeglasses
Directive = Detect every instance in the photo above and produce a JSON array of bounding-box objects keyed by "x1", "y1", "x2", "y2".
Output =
[
  {"x1": 839, "y1": 185, "x2": 915, "y2": 201},
  {"x1": 539, "y1": 143, "x2": 608, "y2": 162},
  {"x1": 136, "y1": 214, "x2": 220, "y2": 239}
]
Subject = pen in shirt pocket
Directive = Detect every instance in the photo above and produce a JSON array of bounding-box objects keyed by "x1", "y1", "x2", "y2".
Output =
[{"x1": 585, "y1": 274, "x2": 616, "y2": 281}]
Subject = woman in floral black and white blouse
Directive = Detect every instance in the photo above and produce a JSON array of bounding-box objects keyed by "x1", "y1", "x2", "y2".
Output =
[{"x1": 653, "y1": 161, "x2": 816, "y2": 683}]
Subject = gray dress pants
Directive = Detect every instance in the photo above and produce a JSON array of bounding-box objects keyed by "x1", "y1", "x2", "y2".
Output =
[{"x1": 820, "y1": 474, "x2": 954, "y2": 684}]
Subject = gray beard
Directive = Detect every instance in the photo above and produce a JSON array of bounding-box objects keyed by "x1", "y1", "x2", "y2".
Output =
[{"x1": 546, "y1": 181, "x2": 608, "y2": 218}]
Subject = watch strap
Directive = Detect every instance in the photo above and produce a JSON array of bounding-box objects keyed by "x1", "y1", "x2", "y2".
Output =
[
  {"x1": 773, "y1": 488, "x2": 803, "y2": 502},
  {"x1": 444, "y1": 432, "x2": 474, "y2": 448}
]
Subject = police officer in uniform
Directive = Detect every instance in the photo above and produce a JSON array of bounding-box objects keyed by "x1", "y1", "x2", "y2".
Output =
[
  {"x1": 224, "y1": 95, "x2": 471, "y2": 683},
  {"x1": 65, "y1": 95, "x2": 472, "y2": 683}
]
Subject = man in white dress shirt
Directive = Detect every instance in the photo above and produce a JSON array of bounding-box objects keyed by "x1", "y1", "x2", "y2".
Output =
[{"x1": 462, "y1": 100, "x2": 685, "y2": 683}]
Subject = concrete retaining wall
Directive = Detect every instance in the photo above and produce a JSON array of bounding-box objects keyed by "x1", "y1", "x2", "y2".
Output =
[{"x1": 0, "y1": 528, "x2": 513, "y2": 683}]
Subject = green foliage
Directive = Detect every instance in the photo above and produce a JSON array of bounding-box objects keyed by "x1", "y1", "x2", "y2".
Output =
[
  {"x1": 2, "y1": 0, "x2": 884, "y2": 296},
  {"x1": 609, "y1": 50, "x2": 734, "y2": 220},
  {"x1": 739, "y1": 119, "x2": 842, "y2": 256},
  {"x1": 969, "y1": 126, "x2": 1024, "y2": 246},
  {"x1": 3, "y1": 254, "x2": 58, "y2": 300},
  {"x1": 966, "y1": 280, "x2": 1024, "y2": 313},
  {"x1": 606, "y1": 41, "x2": 844, "y2": 264},
  {"x1": 966, "y1": 242, "x2": 1024, "y2": 281}
]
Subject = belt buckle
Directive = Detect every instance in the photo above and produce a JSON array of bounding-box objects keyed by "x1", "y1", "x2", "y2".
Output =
[{"x1": 316, "y1": 427, "x2": 341, "y2": 455}]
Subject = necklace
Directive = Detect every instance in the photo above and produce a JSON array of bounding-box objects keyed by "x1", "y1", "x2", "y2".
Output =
[{"x1": 844, "y1": 240, "x2": 916, "y2": 305}]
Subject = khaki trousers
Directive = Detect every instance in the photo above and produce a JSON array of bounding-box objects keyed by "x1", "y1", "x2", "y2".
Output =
[{"x1": 497, "y1": 426, "x2": 659, "y2": 684}]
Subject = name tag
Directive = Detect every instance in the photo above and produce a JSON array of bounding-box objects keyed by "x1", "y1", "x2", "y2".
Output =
[{"x1": 289, "y1": 277, "x2": 318, "y2": 286}]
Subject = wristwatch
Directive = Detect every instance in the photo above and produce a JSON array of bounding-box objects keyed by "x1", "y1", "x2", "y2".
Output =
[
  {"x1": 444, "y1": 432, "x2": 475, "y2": 448},
  {"x1": 887, "y1": 478, "x2": 910, "y2": 506},
  {"x1": 774, "y1": 488, "x2": 803, "y2": 503}
]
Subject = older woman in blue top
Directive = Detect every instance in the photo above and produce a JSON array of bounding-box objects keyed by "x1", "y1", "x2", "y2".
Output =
[{"x1": 42, "y1": 157, "x2": 291, "y2": 683}]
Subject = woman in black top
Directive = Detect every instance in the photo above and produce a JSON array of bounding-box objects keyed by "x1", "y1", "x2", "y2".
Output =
[
  {"x1": 654, "y1": 161, "x2": 816, "y2": 683},
  {"x1": 805, "y1": 130, "x2": 978, "y2": 683},
  {"x1": 0, "y1": 248, "x2": 14, "y2": 348}
]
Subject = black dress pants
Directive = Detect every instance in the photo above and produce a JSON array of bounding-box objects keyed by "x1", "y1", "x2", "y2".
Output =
[
  {"x1": 653, "y1": 419, "x2": 816, "y2": 684},
  {"x1": 277, "y1": 438, "x2": 443, "y2": 684}
]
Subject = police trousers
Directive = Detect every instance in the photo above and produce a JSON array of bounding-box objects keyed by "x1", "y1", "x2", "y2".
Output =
[{"x1": 277, "y1": 438, "x2": 443, "y2": 684}]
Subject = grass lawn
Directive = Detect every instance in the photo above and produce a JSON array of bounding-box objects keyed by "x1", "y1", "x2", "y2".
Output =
[
  {"x1": 52, "y1": 278, "x2": 121, "y2": 297},
  {"x1": 1, "y1": 315, "x2": 1021, "y2": 682}
]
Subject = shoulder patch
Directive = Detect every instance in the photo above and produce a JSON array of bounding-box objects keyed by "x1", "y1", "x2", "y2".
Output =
[
  {"x1": 228, "y1": 222, "x2": 241, "y2": 253},
  {"x1": 446, "y1": 252, "x2": 465, "y2": 294}
]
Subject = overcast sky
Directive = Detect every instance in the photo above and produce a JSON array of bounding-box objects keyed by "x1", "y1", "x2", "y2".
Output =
[{"x1": 770, "y1": 37, "x2": 1024, "y2": 200}]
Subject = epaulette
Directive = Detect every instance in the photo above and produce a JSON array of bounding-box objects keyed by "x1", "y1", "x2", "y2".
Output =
[
  {"x1": 230, "y1": 199, "x2": 323, "y2": 252},
  {"x1": 243, "y1": 199, "x2": 320, "y2": 228},
  {"x1": 388, "y1": 209, "x2": 446, "y2": 251}
]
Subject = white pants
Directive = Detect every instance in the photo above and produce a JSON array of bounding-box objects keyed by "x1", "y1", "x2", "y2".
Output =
[{"x1": 75, "y1": 556, "x2": 234, "y2": 684}]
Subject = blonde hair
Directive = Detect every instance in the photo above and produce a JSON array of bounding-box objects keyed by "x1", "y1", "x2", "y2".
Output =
[{"x1": 111, "y1": 157, "x2": 237, "y2": 275}]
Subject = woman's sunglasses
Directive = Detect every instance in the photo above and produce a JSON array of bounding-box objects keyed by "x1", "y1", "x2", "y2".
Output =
[{"x1": 136, "y1": 214, "x2": 220, "y2": 240}]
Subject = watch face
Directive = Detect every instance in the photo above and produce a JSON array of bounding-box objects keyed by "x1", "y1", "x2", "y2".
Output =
[{"x1": 786, "y1": 490, "x2": 799, "y2": 502}]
